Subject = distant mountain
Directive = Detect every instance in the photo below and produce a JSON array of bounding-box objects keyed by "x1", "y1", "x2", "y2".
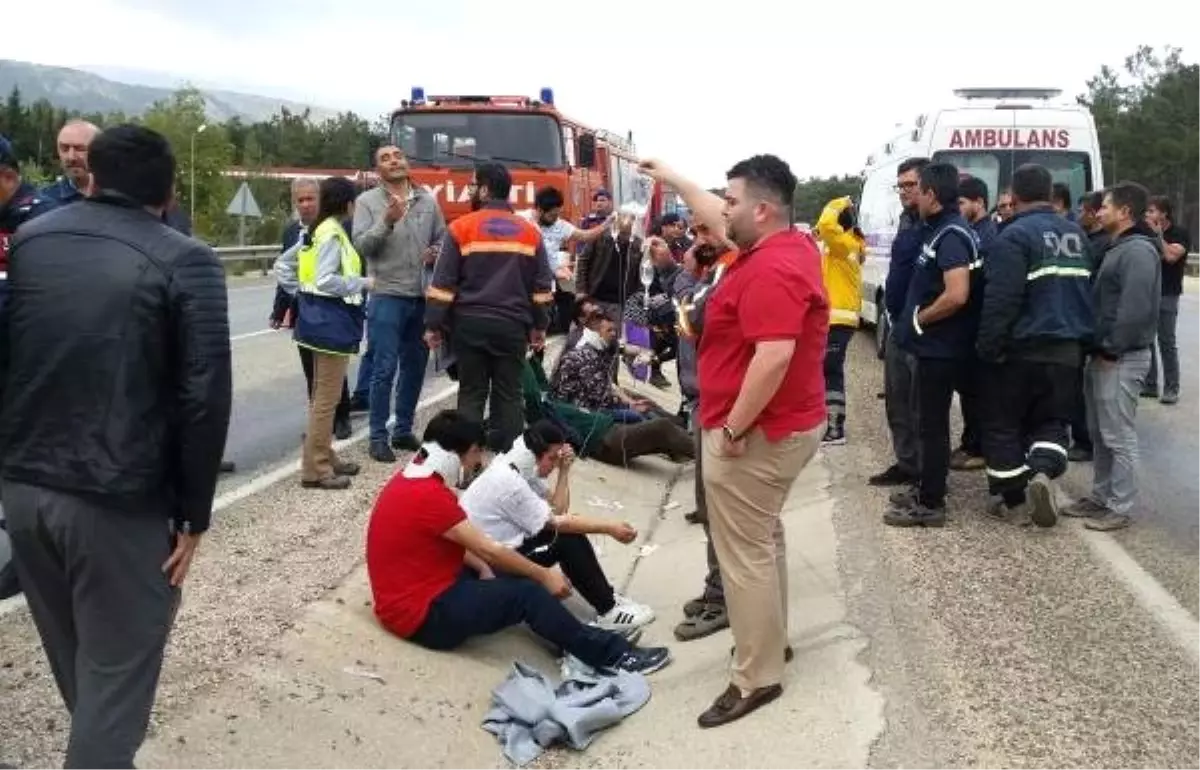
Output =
[{"x1": 0, "y1": 59, "x2": 342, "y2": 124}]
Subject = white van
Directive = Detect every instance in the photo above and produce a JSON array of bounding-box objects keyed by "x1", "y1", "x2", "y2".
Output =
[{"x1": 856, "y1": 87, "x2": 1106, "y2": 356}]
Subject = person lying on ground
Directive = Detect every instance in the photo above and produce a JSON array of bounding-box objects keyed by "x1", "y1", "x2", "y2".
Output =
[
  {"x1": 522, "y1": 355, "x2": 694, "y2": 467},
  {"x1": 365, "y1": 409, "x2": 671, "y2": 674},
  {"x1": 461, "y1": 420, "x2": 656, "y2": 631}
]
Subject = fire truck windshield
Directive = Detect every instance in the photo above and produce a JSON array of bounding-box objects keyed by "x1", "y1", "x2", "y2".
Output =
[{"x1": 390, "y1": 111, "x2": 565, "y2": 169}]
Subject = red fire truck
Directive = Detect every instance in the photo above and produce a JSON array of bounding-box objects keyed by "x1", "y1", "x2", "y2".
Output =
[{"x1": 389, "y1": 87, "x2": 652, "y2": 223}]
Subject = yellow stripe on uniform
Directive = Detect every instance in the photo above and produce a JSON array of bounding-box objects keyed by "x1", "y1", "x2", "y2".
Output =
[
  {"x1": 426, "y1": 286, "x2": 456, "y2": 303},
  {"x1": 461, "y1": 241, "x2": 538, "y2": 257},
  {"x1": 532, "y1": 292, "x2": 555, "y2": 305}
]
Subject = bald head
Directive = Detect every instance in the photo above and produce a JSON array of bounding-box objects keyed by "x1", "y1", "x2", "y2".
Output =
[{"x1": 57, "y1": 120, "x2": 100, "y2": 186}]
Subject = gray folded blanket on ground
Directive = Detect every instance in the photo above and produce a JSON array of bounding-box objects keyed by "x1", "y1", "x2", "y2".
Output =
[{"x1": 481, "y1": 660, "x2": 651, "y2": 766}]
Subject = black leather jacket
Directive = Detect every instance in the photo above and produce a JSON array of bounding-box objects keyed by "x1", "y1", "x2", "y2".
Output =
[{"x1": 0, "y1": 195, "x2": 233, "y2": 533}]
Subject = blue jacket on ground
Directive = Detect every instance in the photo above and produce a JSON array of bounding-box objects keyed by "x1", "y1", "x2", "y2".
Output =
[
  {"x1": 893, "y1": 208, "x2": 979, "y2": 360},
  {"x1": 883, "y1": 209, "x2": 922, "y2": 323},
  {"x1": 975, "y1": 204, "x2": 1095, "y2": 363}
]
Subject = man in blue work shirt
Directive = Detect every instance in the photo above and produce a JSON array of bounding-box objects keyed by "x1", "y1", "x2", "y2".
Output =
[
  {"x1": 976, "y1": 163, "x2": 1094, "y2": 529},
  {"x1": 868, "y1": 157, "x2": 929, "y2": 488},
  {"x1": 886, "y1": 162, "x2": 978, "y2": 527},
  {"x1": 0, "y1": 135, "x2": 57, "y2": 312},
  {"x1": 948, "y1": 175, "x2": 998, "y2": 472}
]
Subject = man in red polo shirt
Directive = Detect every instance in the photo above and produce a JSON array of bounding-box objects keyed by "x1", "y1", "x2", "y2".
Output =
[{"x1": 641, "y1": 155, "x2": 828, "y2": 729}]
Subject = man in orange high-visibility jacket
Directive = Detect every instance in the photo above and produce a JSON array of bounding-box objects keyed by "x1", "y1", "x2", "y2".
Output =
[{"x1": 424, "y1": 162, "x2": 555, "y2": 453}]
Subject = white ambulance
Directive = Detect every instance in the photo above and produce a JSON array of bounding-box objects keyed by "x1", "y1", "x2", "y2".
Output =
[{"x1": 856, "y1": 87, "x2": 1106, "y2": 356}]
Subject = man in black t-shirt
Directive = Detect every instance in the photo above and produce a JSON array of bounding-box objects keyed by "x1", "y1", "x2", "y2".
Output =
[{"x1": 1145, "y1": 196, "x2": 1191, "y2": 404}]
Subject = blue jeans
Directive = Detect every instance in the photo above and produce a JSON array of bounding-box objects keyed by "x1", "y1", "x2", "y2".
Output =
[
  {"x1": 353, "y1": 345, "x2": 374, "y2": 403},
  {"x1": 367, "y1": 295, "x2": 428, "y2": 442},
  {"x1": 608, "y1": 407, "x2": 650, "y2": 424}
]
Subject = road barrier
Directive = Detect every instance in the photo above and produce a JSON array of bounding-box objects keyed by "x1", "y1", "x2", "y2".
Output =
[{"x1": 215, "y1": 245, "x2": 278, "y2": 276}]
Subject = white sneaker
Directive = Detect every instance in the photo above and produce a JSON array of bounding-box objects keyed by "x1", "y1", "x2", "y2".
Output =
[{"x1": 593, "y1": 595, "x2": 656, "y2": 630}]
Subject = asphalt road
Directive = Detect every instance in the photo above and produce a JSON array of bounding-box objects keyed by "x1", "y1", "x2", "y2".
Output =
[{"x1": 219, "y1": 280, "x2": 444, "y2": 479}]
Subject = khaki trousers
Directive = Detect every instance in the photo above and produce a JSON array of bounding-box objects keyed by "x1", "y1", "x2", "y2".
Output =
[
  {"x1": 702, "y1": 424, "x2": 822, "y2": 692},
  {"x1": 301, "y1": 350, "x2": 350, "y2": 483}
]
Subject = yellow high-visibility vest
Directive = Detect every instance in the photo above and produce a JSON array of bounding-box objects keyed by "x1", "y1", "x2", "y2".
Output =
[{"x1": 297, "y1": 218, "x2": 364, "y2": 305}]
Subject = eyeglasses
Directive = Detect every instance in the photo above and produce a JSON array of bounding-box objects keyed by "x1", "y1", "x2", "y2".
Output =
[{"x1": 893, "y1": 181, "x2": 919, "y2": 192}]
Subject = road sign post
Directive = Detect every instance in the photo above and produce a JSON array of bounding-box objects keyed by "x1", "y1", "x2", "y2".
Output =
[{"x1": 225, "y1": 182, "x2": 263, "y2": 247}]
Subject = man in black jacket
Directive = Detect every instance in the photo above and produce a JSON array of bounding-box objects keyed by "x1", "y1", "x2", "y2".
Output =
[
  {"x1": 0, "y1": 124, "x2": 232, "y2": 768},
  {"x1": 975, "y1": 164, "x2": 1095, "y2": 528}
]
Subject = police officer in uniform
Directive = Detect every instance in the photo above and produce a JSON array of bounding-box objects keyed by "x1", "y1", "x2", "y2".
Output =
[{"x1": 0, "y1": 135, "x2": 57, "y2": 312}]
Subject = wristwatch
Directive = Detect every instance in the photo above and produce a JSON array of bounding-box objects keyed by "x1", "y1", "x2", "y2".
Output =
[{"x1": 722, "y1": 424, "x2": 741, "y2": 443}]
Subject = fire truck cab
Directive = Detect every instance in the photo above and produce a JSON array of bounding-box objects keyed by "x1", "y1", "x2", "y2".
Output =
[{"x1": 389, "y1": 87, "x2": 651, "y2": 224}]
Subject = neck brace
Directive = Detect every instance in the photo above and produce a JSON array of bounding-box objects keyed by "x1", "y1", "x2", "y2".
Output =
[
  {"x1": 402, "y1": 442, "x2": 462, "y2": 488},
  {"x1": 504, "y1": 436, "x2": 538, "y2": 481},
  {"x1": 579, "y1": 327, "x2": 607, "y2": 352}
]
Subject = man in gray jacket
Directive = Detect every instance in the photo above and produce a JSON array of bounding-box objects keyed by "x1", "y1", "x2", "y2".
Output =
[
  {"x1": 1065, "y1": 182, "x2": 1161, "y2": 531},
  {"x1": 353, "y1": 146, "x2": 446, "y2": 463}
]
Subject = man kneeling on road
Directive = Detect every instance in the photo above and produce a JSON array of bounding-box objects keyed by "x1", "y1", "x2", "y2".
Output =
[
  {"x1": 460, "y1": 420, "x2": 656, "y2": 632},
  {"x1": 366, "y1": 410, "x2": 670, "y2": 675},
  {"x1": 975, "y1": 163, "x2": 1095, "y2": 528}
]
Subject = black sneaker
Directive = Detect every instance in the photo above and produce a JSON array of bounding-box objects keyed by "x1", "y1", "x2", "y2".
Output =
[
  {"x1": 821, "y1": 425, "x2": 846, "y2": 446},
  {"x1": 868, "y1": 465, "x2": 916, "y2": 487},
  {"x1": 391, "y1": 434, "x2": 422, "y2": 453},
  {"x1": 333, "y1": 416, "x2": 353, "y2": 441},
  {"x1": 883, "y1": 503, "x2": 946, "y2": 528},
  {"x1": 649, "y1": 370, "x2": 672, "y2": 389},
  {"x1": 1068, "y1": 445, "x2": 1093, "y2": 462},
  {"x1": 1161, "y1": 389, "x2": 1179, "y2": 405},
  {"x1": 608, "y1": 646, "x2": 672, "y2": 675},
  {"x1": 348, "y1": 395, "x2": 369, "y2": 413},
  {"x1": 1140, "y1": 386, "x2": 1160, "y2": 399},
  {"x1": 369, "y1": 441, "x2": 397, "y2": 463}
]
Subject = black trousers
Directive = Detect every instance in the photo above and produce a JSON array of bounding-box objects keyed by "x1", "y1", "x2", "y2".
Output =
[
  {"x1": 955, "y1": 352, "x2": 983, "y2": 455},
  {"x1": 981, "y1": 359, "x2": 1076, "y2": 506},
  {"x1": 452, "y1": 315, "x2": 528, "y2": 452},
  {"x1": 590, "y1": 418, "x2": 696, "y2": 466},
  {"x1": 299, "y1": 345, "x2": 351, "y2": 424},
  {"x1": 409, "y1": 570, "x2": 629, "y2": 670},
  {"x1": 549, "y1": 289, "x2": 575, "y2": 336},
  {"x1": 1069, "y1": 359, "x2": 1092, "y2": 451},
  {"x1": 916, "y1": 357, "x2": 967, "y2": 508},
  {"x1": 518, "y1": 530, "x2": 615, "y2": 615}
]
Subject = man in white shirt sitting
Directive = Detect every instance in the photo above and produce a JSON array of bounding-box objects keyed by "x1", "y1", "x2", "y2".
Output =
[{"x1": 459, "y1": 420, "x2": 655, "y2": 631}]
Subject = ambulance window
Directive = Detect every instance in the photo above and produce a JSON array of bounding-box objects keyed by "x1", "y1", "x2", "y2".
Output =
[{"x1": 934, "y1": 152, "x2": 1001, "y2": 204}]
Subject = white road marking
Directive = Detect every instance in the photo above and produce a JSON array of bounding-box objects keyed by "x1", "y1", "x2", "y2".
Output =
[
  {"x1": 0, "y1": 382, "x2": 460, "y2": 620},
  {"x1": 230, "y1": 328, "x2": 278, "y2": 342},
  {"x1": 1077, "y1": 526, "x2": 1200, "y2": 661}
]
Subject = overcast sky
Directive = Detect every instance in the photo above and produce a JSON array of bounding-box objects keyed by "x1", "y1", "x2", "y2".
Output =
[{"x1": 7, "y1": 0, "x2": 1192, "y2": 187}]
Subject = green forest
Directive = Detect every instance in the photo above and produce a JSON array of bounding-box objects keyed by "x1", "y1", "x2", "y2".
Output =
[{"x1": 0, "y1": 45, "x2": 1194, "y2": 246}]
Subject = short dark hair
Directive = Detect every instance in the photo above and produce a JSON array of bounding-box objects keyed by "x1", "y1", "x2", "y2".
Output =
[
  {"x1": 1148, "y1": 194, "x2": 1174, "y2": 222},
  {"x1": 534, "y1": 186, "x2": 564, "y2": 212},
  {"x1": 1052, "y1": 182, "x2": 1072, "y2": 209},
  {"x1": 660, "y1": 212, "x2": 682, "y2": 227},
  {"x1": 423, "y1": 410, "x2": 485, "y2": 455},
  {"x1": 1106, "y1": 182, "x2": 1150, "y2": 223},
  {"x1": 897, "y1": 157, "x2": 930, "y2": 177},
  {"x1": 1080, "y1": 190, "x2": 1105, "y2": 212},
  {"x1": 957, "y1": 176, "x2": 989, "y2": 206},
  {"x1": 726, "y1": 154, "x2": 797, "y2": 210},
  {"x1": 1011, "y1": 164, "x2": 1053, "y2": 205},
  {"x1": 522, "y1": 420, "x2": 566, "y2": 458},
  {"x1": 475, "y1": 162, "x2": 512, "y2": 201},
  {"x1": 919, "y1": 162, "x2": 960, "y2": 208},
  {"x1": 89, "y1": 124, "x2": 176, "y2": 207},
  {"x1": 316, "y1": 176, "x2": 357, "y2": 226},
  {"x1": 573, "y1": 295, "x2": 599, "y2": 322}
]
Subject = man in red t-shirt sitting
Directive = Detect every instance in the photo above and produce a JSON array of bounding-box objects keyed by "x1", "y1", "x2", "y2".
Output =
[
  {"x1": 641, "y1": 156, "x2": 828, "y2": 729},
  {"x1": 365, "y1": 409, "x2": 670, "y2": 675}
]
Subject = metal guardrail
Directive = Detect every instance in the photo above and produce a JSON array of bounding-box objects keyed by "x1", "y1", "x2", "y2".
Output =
[{"x1": 214, "y1": 245, "x2": 278, "y2": 276}]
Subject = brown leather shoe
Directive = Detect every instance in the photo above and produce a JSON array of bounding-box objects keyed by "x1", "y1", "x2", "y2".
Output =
[
  {"x1": 333, "y1": 461, "x2": 361, "y2": 477},
  {"x1": 301, "y1": 476, "x2": 351, "y2": 490},
  {"x1": 697, "y1": 683, "x2": 783, "y2": 728}
]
